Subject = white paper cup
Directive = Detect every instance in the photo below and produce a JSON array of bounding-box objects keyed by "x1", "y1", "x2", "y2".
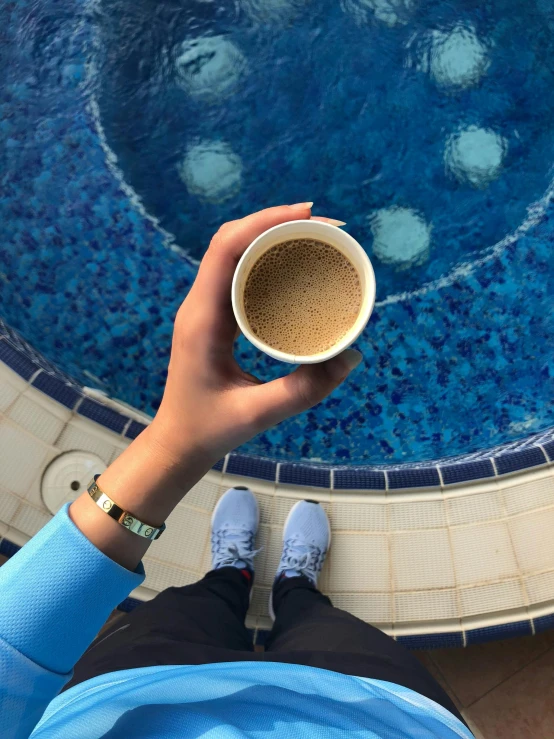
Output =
[{"x1": 231, "y1": 219, "x2": 376, "y2": 364}]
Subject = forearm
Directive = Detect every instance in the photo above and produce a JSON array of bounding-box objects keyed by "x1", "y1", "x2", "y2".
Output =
[
  {"x1": 69, "y1": 421, "x2": 218, "y2": 571},
  {"x1": 0, "y1": 420, "x2": 214, "y2": 736}
]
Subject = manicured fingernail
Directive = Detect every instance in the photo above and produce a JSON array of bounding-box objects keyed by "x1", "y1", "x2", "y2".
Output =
[
  {"x1": 341, "y1": 349, "x2": 363, "y2": 372},
  {"x1": 289, "y1": 202, "x2": 313, "y2": 210},
  {"x1": 326, "y1": 219, "x2": 347, "y2": 227}
]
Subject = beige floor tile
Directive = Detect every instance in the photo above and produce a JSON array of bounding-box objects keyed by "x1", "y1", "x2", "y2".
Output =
[
  {"x1": 465, "y1": 646, "x2": 554, "y2": 738},
  {"x1": 427, "y1": 631, "x2": 554, "y2": 708}
]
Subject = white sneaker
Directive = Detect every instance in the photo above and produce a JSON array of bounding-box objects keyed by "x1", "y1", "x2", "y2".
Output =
[
  {"x1": 211, "y1": 486, "x2": 260, "y2": 572},
  {"x1": 269, "y1": 500, "x2": 331, "y2": 620}
]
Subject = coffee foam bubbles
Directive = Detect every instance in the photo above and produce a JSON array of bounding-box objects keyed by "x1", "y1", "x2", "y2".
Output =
[{"x1": 243, "y1": 238, "x2": 362, "y2": 355}]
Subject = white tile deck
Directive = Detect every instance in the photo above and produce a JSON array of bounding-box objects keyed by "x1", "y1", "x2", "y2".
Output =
[{"x1": 2, "y1": 361, "x2": 554, "y2": 635}]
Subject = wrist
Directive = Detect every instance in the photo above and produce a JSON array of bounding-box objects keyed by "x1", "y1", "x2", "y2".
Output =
[
  {"x1": 68, "y1": 421, "x2": 214, "y2": 571},
  {"x1": 99, "y1": 426, "x2": 209, "y2": 524},
  {"x1": 146, "y1": 407, "x2": 221, "y2": 473}
]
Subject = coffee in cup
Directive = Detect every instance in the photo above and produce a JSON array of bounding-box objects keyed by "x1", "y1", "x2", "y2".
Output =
[
  {"x1": 243, "y1": 238, "x2": 362, "y2": 356},
  {"x1": 232, "y1": 220, "x2": 376, "y2": 364}
]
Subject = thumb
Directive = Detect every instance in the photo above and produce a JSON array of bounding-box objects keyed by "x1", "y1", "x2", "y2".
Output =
[{"x1": 248, "y1": 349, "x2": 363, "y2": 431}]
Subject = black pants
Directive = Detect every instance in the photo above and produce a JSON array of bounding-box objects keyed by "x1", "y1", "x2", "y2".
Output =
[{"x1": 65, "y1": 568, "x2": 465, "y2": 725}]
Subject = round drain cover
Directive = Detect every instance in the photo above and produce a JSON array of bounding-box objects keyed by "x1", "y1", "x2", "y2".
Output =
[{"x1": 42, "y1": 451, "x2": 107, "y2": 515}]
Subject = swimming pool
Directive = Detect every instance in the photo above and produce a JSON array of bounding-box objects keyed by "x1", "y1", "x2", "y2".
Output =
[{"x1": 1, "y1": 0, "x2": 554, "y2": 464}]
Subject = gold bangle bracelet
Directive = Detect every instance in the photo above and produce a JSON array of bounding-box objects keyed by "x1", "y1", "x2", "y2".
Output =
[{"x1": 87, "y1": 475, "x2": 166, "y2": 541}]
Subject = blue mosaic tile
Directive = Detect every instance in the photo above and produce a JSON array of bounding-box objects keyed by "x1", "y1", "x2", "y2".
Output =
[
  {"x1": 226, "y1": 454, "x2": 277, "y2": 482},
  {"x1": 0, "y1": 538, "x2": 21, "y2": 558},
  {"x1": 125, "y1": 419, "x2": 147, "y2": 440},
  {"x1": 0, "y1": 340, "x2": 36, "y2": 380},
  {"x1": 396, "y1": 632, "x2": 464, "y2": 649},
  {"x1": 117, "y1": 596, "x2": 143, "y2": 613},
  {"x1": 0, "y1": 321, "x2": 79, "y2": 385},
  {"x1": 533, "y1": 613, "x2": 554, "y2": 634},
  {"x1": 78, "y1": 397, "x2": 128, "y2": 434},
  {"x1": 212, "y1": 458, "x2": 225, "y2": 472},
  {"x1": 32, "y1": 371, "x2": 81, "y2": 409},
  {"x1": 387, "y1": 467, "x2": 441, "y2": 489},
  {"x1": 465, "y1": 620, "x2": 532, "y2": 645},
  {"x1": 542, "y1": 440, "x2": 554, "y2": 462},
  {"x1": 279, "y1": 463, "x2": 331, "y2": 488},
  {"x1": 440, "y1": 459, "x2": 496, "y2": 485},
  {"x1": 494, "y1": 447, "x2": 548, "y2": 476},
  {"x1": 2, "y1": 0, "x2": 554, "y2": 472},
  {"x1": 333, "y1": 468, "x2": 386, "y2": 490}
]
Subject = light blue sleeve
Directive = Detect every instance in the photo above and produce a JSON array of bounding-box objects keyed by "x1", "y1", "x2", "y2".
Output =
[{"x1": 0, "y1": 504, "x2": 145, "y2": 739}]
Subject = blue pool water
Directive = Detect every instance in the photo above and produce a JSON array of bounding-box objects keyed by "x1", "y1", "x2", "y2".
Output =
[{"x1": 1, "y1": 0, "x2": 554, "y2": 463}]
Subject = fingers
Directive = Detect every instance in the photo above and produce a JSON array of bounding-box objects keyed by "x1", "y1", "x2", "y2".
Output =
[
  {"x1": 310, "y1": 216, "x2": 347, "y2": 227},
  {"x1": 246, "y1": 349, "x2": 363, "y2": 431},
  {"x1": 188, "y1": 204, "x2": 313, "y2": 349},
  {"x1": 196, "y1": 203, "x2": 313, "y2": 306}
]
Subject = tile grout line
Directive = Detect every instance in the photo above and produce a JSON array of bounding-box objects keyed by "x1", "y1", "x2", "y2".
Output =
[
  {"x1": 424, "y1": 652, "x2": 465, "y2": 713},
  {"x1": 441, "y1": 468, "x2": 466, "y2": 646},
  {"x1": 494, "y1": 461, "x2": 535, "y2": 635},
  {"x1": 383, "y1": 471, "x2": 395, "y2": 636},
  {"x1": 28, "y1": 369, "x2": 42, "y2": 385},
  {"x1": 121, "y1": 418, "x2": 132, "y2": 438},
  {"x1": 464, "y1": 642, "x2": 554, "y2": 711},
  {"x1": 327, "y1": 469, "x2": 334, "y2": 598}
]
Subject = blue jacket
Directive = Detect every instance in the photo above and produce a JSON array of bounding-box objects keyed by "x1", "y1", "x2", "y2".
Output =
[{"x1": 0, "y1": 505, "x2": 473, "y2": 738}]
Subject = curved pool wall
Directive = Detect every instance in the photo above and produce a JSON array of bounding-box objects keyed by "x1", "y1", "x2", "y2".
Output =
[
  {"x1": 2, "y1": 0, "x2": 554, "y2": 465},
  {"x1": 1, "y1": 316, "x2": 554, "y2": 481}
]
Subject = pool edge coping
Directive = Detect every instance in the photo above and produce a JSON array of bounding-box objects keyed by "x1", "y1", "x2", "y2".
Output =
[{"x1": 1, "y1": 328, "x2": 552, "y2": 490}]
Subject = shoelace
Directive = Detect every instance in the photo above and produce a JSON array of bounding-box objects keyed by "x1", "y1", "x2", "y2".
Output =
[
  {"x1": 280, "y1": 539, "x2": 325, "y2": 582},
  {"x1": 212, "y1": 527, "x2": 262, "y2": 570}
]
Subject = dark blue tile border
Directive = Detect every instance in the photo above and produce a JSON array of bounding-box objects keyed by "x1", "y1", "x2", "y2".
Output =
[
  {"x1": 226, "y1": 454, "x2": 277, "y2": 482},
  {"x1": 255, "y1": 629, "x2": 271, "y2": 647},
  {"x1": 78, "y1": 397, "x2": 128, "y2": 434},
  {"x1": 125, "y1": 419, "x2": 148, "y2": 440},
  {"x1": 279, "y1": 463, "x2": 331, "y2": 488},
  {"x1": 0, "y1": 340, "x2": 37, "y2": 380},
  {"x1": 440, "y1": 459, "x2": 495, "y2": 485},
  {"x1": 117, "y1": 596, "x2": 143, "y2": 613},
  {"x1": 465, "y1": 620, "x2": 533, "y2": 645},
  {"x1": 334, "y1": 468, "x2": 386, "y2": 490},
  {"x1": 32, "y1": 372, "x2": 81, "y2": 410},
  {"x1": 387, "y1": 467, "x2": 441, "y2": 489},
  {"x1": 495, "y1": 447, "x2": 548, "y2": 476},
  {"x1": 541, "y1": 440, "x2": 554, "y2": 463},
  {"x1": 397, "y1": 632, "x2": 464, "y2": 649},
  {"x1": 0, "y1": 539, "x2": 21, "y2": 558},
  {"x1": 533, "y1": 613, "x2": 554, "y2": 634},
  {"x1": 212, "y1": 458, "x2": 225, "y2": 472}
]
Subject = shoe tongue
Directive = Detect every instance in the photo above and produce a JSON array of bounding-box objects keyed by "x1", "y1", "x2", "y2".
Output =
[
  {"x1": 223, "y1": 528, "x2": 248, "y2": 543},
  {"x1": 287, "y1": 541, "x2": 313, "y2": 557}
]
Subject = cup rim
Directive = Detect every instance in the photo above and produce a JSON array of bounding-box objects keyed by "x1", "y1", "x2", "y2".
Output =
[{"x1": 231, "y1": 220, "x2": 376, "y2": 364}]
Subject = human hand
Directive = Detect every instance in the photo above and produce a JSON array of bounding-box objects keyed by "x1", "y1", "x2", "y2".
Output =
[
  {"x1": 151, "y1": 203, "x2": 362, "y2": 468},
  {"x1": 70, "y1": 205, "x2": 362, "y2": 569}
]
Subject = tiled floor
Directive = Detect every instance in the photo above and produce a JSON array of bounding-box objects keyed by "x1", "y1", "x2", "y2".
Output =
[{"x1": 416, "y1": 631, "x2": 554, "y2": 738}]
